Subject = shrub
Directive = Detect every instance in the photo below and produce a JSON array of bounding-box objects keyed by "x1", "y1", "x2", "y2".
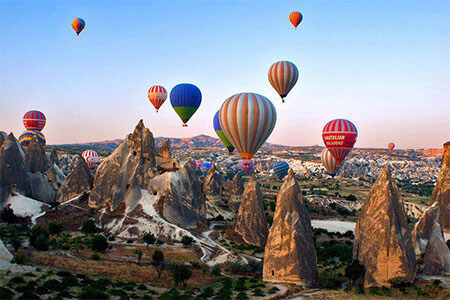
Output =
[
  {"x1": 47, "y1": 222, "x2": 63, "y2": 234},
  {"x1": 143, "y1": 232, "x2": 156, "y2": 248},
  {"x1": 235, "y1": 291, "x2": 248, "y2": 300},
  {"x1": 42, "y1": 279, "x2": 65, "y2": 292},
  {"x1": 346, "y1": 194, "x2": 357, "y2": 201},
  {"x1": 268, "y1": 286, "x2": 279, "y2": 294},
  {"x1": 134, "y1": 249, "x2": 143, "y2": 264},
  {"x1": 90, "y1": 234, "x2": 108, "y2": 252},
  {"x1": 152, "y1": 249, "x2": 165, "y2": 279},
  {"x1": 170, "y1": 264, "x2": 192, "y2": 286},
  {"x1": 159, "y1": 288, "x2": 180, "y2": 300},
  {"x1": 0, "y1": 205, "x2": 18, "y2": 224},
  {"x1": 30, "y1": 226, "x2": 49, "y2": 250},
  {"x1": 81, "y1": 219, "x2": 97, "y2": 234},
  {"x1": 11, "y1": 251, "x2": 28, "y2": 265},
  {"x1": 79, "y1": 286, "x2": 109, "y2": 299},
  {"x1": 181, "y1": 235, "x2": 194, "y2": 247},
  {"x1": 91, "y1": 253, "x2": 101, "y2": 260},
  {"x1": 10, "y1": 237, "x2": 22, "y2": 251},
  {"x1": 252, "y1": 288, "x2": 265, "y2": 297},
  {"x1": 345, "y1": 260, "x2": 365, "y2": 284},
  {"x1": 199, "y1": 286, "x2": 214, "y2": 298},
  {"x1": 211, "y1": 265, "x2": 221, "y2": 276},
  {"x1": 0, "y1": 287, "x2": 14, "y2": 300}
]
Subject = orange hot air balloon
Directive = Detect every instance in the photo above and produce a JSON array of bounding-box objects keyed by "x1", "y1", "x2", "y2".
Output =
[
  {"x1": 268, "y1": 61, "x2": 299, "y2": 103},
  {"x1": 72, "y1": 18, "x2": 85, "y2": 36},
  {"x1": 388, "y1": 143, "x2": 395, "y2": 152},
  {"x1": 289, "y1": 11, "x2": 303, "y2": 29},
  {"x1": 148, "y1": 85, "x2": 167, "y2": 112}
]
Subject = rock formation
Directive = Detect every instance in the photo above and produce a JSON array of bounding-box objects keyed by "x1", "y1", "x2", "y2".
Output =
[
  {"x1": 263, "y1": 169, "x2": 318, "y2": 286},
  {"x1": 423, "y1": 223, "x2": 450, "y2": 275},
  {"x1": 353, "y1": 166, "x2": 416, "y2": 287},
  {"x1": 49, "y1": 148, "x2": 59, "y2": 166},
  {"x1": 57, "y1": 155, "x2": 94, "y2": 203},
  {"x1": 430, "y1": 142, "x2": 449, "y2": 233},
  {"x1": 89, "y1": 120, "x2": 206, "y2": 233},
  {"x1": 0, "y1": 131, "x2": 7, "y2": 148},
  {"x1": 25, "y1": 135, "x2": 50, "y2": 174},
  {"x1": 0, "y1": 133, "x2": 30, "y2": 204},
  {"x1": 159, "y1": 139, "x2": 171, "y2": 159},
  {"x1": 229, "y1": 173, "x2": 244, "y2": 210},
  {"x1": 202, "y1": 164, "x2": 222, "y2": 204},
  {"x1": 412, "y1": 203, "x2": 440, "y2": 255},
  {"x1": 233, "y1": 176, "x2": 268, "y2": 247}
]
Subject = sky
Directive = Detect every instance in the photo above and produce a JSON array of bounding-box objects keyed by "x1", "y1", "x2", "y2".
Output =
[{"x1": 1, "y1": 0, "x2": 449, "y2": 149}]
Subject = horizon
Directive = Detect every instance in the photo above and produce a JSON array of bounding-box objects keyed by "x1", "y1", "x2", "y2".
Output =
[{"x1": 1, "y1": 1, "x2": 449, "y2": 149}]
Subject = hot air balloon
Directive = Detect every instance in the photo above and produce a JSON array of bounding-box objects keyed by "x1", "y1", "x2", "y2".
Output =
[
  {"x1": 322, "y1": 119, "x2": 358, "y2": 164},
  {"x1": 148, "y1": 85, "x2": 167, "y2": 112},
  {"x1": 272, "y1": 161, "x2": 289, "y2": 180},
  {"x1": 82, "y1": 150, "x2": 99, "y2": 169},
  {"x1": 321, "y1": 149, "x2": 340, "y2": 177},
  {"x1": 268, "y1": 61, "x2": 299, "y2": 103},
  {"x1": 23, "y1": 110, "x2": 46, "y2": 132},
  {"x1": 19, "y1": 130, "x2": 46, "y2": 149},
  {"x1": 289, "y1": 11, "x2": 303, "y2": 29},
  {"x1": 213, "y1": 110, "x2": 234, "y2": 155},
  {"x1": 388, "y1": 143, "x2": 395, "y2": 152},
  {"x1": 72, "y1": 18, "x2": 85, "y2": 36},
  {"x1": 219, "y1": 93, "x2": 277, "y2": 162},
  {"x1": 241, "y1": 160, "x2": 254, "y2": 175},
  {"x1": 195, "y1": 159, "x2": 203, "y2": 169},
  {"x1": 200, "y1": 162, "x2": 212, "y2": 175},
  {"x1": 170, "y1": 83, "x2": 202, "y2": 127}
]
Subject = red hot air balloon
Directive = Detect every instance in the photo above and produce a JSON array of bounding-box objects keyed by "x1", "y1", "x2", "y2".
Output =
[
  {"x1": 322, "y1": 119, "x2": 358, "y2": 164},
  {"x1": 72, "y1": 18, "x2": 85, "y2": 36},
  {"x1": 289, "y1": 11, "x2": 303, "y2": 29},
  {"x1": 195, "y1": 159, "x2": 203, "y2": 169},
  {"x1": 23, "y1": 110, "x2": 46, "y2": 131},
  {"x1": 388, "y1": 143, "x2": 395, "y2": 152},
  {"x1": 82, "y1": 150, "x2": 99, "y2": 169},
  {"x1": 268, "y1": 61, "x2": 299, "y2": 103},
  {"x1": 148, "y1": 85, "x2": 167, "y2": 112}
]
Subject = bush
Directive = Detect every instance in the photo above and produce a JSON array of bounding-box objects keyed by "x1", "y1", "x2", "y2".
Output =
[
  {"x1": 170, "y1": 264, "x2": 192, "y2": 286},
  {"x1": 268, "y1": 286, "x2": 279, "y2": 294},
  {"x1": 211, "y1": 265, "x2": 221, "y2": 276},
  {"x1": 47, "y1": 222, "x2": 63, "y2": 234},
  {"x1": 181, "y1": 235, "x2": 194, "y2": 247},
  {"x1": 0, "y1": 205, "x2": 18, "y2": 224},
  {"x1": 91, "y1": 253, "x2": 101, "y2": 260},
  {"x1": 152, "y1": 249, "x2": 165, "y2": 279},
  {"x1": 30, "y1": 226, "x2": 49, "y2": 251},
  {"x1": 345, "y1": 260, "x2": 365, "y2": 284},
  {"x1": 79, "y1": 286, "x2": 109, "y2": 299},
  {"x1": 252, "y1": 288, "x2": 265, "y2": 297},
  {"x1": 11, "y1": 251, "x2": 28, "y2": 265},
  {"x1": 235, "y1": 291, "x2": 248, "y2": 300},
  {"x1": 199, "y1": 286, "x2": 214, "y2": 298},
  {"x1": 143, "y1": 232, "x2": 156, "y2": 248},
  {"x1": 81, "y1": 219, "x2": 97, "y2": 234},
  {"x1": 159, "y1": 288, "x2": 180, "y2": 300},
  {"x1": 90, "y1": 235, "x2": 108, "y2": 252},
  {"x1": 346, "y1": 194, "x2": 357, "y2": 201},
  {"x1": 0, "y1": 287, "x2": 14, "y2": 300}
]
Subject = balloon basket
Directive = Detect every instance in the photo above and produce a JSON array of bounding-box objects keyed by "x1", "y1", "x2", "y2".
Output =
[{"x1": 182, "y1": 124, "x2": 188, "y2": 127}]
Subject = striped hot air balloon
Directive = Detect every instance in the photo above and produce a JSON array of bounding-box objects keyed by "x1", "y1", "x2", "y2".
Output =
[
  {"x1": 268, "y1": 61, "x2": 299, "y2": 103},
  {"x1": 321, "y1": 149, "x2": 339, "y2": 177},
  {"x1": 241, "y1": 160, "x2": 254, "y2": 175},
  {"x1": 23, "y1": 110, "x2": 46, "y2": 131},
  {"x1": 82, "y1": 150, "x2": 99, "y2": 169},
  {"x1": 148, "y1": 85, "x2": 167, "y2": 112},
  {"x1": 200, "y1": 162, "x2": 212, "y2": 175},
  {"x1": 195, "y1": 159, "x2": 203, "y2": 169},
  {"x1": 170, "y1": 83, "x2": 202, "y2": 127},
  {"x1": 388, "y1": 143, "x2": 395, "y2": 152},
  {"x1": 322, "y1": 119, "x2": 358, "y2": 164},
  {"x1": 272, "y1": 161, "x2": 289, "y2": 180},
  {"x1": 72, "y1": 18, "x2": 85, "y2": 36},
  {"x1": 289, "y1": 11, "x2": 303, "y2": 29},
  {"x1": 19, "y1": 130, "x2": 46, "y2": 149},
  {"x1": 213, "y1": 110, "x2": 234, "y2": 155},
  {"x1": 219, "y1": 93, "x2": 277, "y2": 162}
]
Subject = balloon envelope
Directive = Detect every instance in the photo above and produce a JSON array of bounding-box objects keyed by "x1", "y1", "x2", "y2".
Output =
[
  {"x1": 241, "y1": 160, "x2": 254, "y2": 175},
  {"x1": 23, "y1": 110, "x2": 46, "y2": 132},
  {"x1": 200, "y1": 162, "x2": 212, "y2": 175},
  {"x1": 272, "y1": 161, "x2": 289, "y2": 180},
  {"x1": 268, "y1": 61, "x2": 299, "y2": 102},
  {"x1": 213, "y1": 110, "x2": 234, "y2": 154},
  {"x1": 195, "y1": 159, "x2": 203, "y2": 169},
  {"x1": 388, "y1": 143, "x2": 395, "y2": 152},
  {"x1": 19, "y1": 130, "x2": 46, "y2": 149},
  {"x1": 321, "y1": 149, "x2": 339, "y2": 177},
  {"x1": 72, "y1": 18, "x2": 85, "y2": 35},
  {"x1": 289, "y1": 11, "x2": 303, "y2": 28},
  {"x1": 170, "y1": 83, "x2": 202, "y2": 126},
  {"x1": 82, "y1": 150, "x2": 99, "y2": 169},
  {"x1": 148, "y1": 85, "x2": 167, "y2": 112},
  {"x1": 322, "y1": 119, "x2": 358, "y2": 164},
  {"x1": 219, "y1": 93, "x2": 277, "y2": 162}
]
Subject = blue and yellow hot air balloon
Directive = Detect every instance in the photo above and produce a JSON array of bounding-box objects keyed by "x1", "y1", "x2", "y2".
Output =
[
  {"x1": 170, "y1": 83, "x2": 202, "y2": 127},
  {"x1": 213, "y1": 110, "x2": 234, "y2": 155},
  {"x1": 272, "y1": 161, "x2": 289, "y2": 180},
  {"x1": 19, "y1": 130, "x2": 46, "y2": 149},
  {"x1": 200, "y1": 162, "x2": 212, "y2": 175}
]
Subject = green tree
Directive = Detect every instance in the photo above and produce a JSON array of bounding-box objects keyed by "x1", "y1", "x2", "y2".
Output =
[
  {"x1": 81, "y1": 219, "x2": 98, "y2": 234},
  {"x1": 134, "y1": 249, "x2": 143, "y2": 265},
  {"x1": 171, "y1": 264, "x2": 192, "y2": 287},
  {"x1": 143, "y1": 232, "x2": 156, "y2": 249},
  {"x1": 90, "y1": 235, "x2": 108, "y2": 252},
  {"x1": 181, "y1": 235, "x2": 194, "y2": 247},
  {"x1": 152, "y1": 249, "x2": 166, "y2": 279},
  {"x1": 30, "y1": 226, "x2": 49, "y2": 251},
  {"x1": 48, "y1": 221, "x2": 63, "y2": 234}
]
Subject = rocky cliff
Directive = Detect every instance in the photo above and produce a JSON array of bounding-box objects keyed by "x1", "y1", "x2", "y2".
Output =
[
  {"x1": 233, "y1": 176, "x2": 268, "y2": 248},
  {"x1": 422, "y1": 223, "x2": 450, "y2": 275},
  {"x1": 353, "y1": 166, "x2": 416, "y2": 287},
  {"x1": 201, "y1": 164, "x2": 222, "y2": 204},
  {"x1": 263, "y1": 170, "x2": 318, "y2": 286},
  {"x1": 229, "y1": 173, "x2": 244, "y2": 209},
  {"x1": 430, "y1": 142, "x2": 450, "y2": 233},
  {"x1": 57, "y1": 155, "x2": 94, "y2": 203}
]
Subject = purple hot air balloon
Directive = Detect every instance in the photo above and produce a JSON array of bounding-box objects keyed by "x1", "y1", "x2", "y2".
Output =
[{"x1": 241, "y1": 160, "x2": 254, "y2": 175}]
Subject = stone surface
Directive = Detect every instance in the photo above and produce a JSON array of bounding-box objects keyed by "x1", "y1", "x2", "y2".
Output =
[
  {"x1": 0, "y1": 133, "x2": 30, "y2": 204},
  {"x1": 57, "y1": 155, "x2": 94, "y2": 203},
  {"x1": 263, "y1": 169, "x2": 318, "y2": 286},
  {"x1": 423, "y1": 223, "x2": 450, "y2": 275},
  {"x1": 412, "y1": 203, "x2": 440, "y2": 255},
  {"x1": 229, "y1": 173, "x2": 244, "y2": 210},
  {"x1": 29, "y1": 172, "x2": 56, "y2": 203},
  {"x1": 25, "y1": 135, "x2": 50, "y2": 174},
  {"x1": 353, "y1": 166, "x2": 416, "y2": 287},
  {"x1": 233, "y1": 176, "x2": 268, "y2": 248},
  {"x1": 159, "y1": 139, "x2": 171, "y2": 159},
  {"x1": 0, "y1": 131, "x2": 7, "y2": 148},
  {"x1": 202, "y1": 164, "x2": 222, "y2": 204},
  {"x1": 430, "y1": 142, "x2": 450, "y2": 233},
  {"x1": 49, "y1": 148, "x2": 59, "y2": 166}
]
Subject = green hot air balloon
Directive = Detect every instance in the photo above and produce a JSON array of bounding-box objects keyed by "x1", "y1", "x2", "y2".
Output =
[
  {"x1": 170, "y1": 83, "x2": 202, "y2": 127},
  {"x1": 213, "y1": 110, "x2": 234, "y2": 155}
]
